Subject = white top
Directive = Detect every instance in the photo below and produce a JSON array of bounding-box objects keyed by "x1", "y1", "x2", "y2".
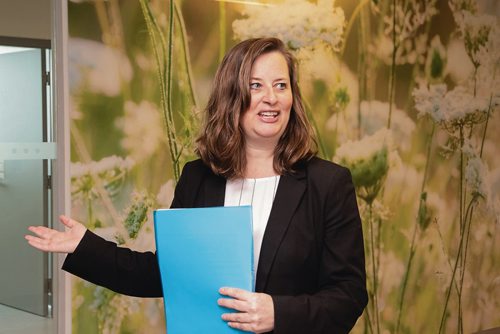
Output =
[{"x1": 224, "y1": 175, "x2": 280, "y2": 278}]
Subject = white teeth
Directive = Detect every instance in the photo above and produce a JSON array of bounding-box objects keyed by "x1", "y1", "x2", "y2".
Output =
[{"x1": 259, "y1": 111, "x2": 278, "y2": 117}]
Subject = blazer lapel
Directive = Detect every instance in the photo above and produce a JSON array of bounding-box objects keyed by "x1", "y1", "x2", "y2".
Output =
[
  {"x1": 202, "y1": 170, "x2": 226, "y2": 207},
  {"x1": 255, "y1": 167, "x2": 306, "y2": 292}
]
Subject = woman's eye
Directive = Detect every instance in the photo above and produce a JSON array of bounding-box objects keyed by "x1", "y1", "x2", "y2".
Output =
[
  {"x1": 250, "y1": 82, "x2": 261, "y2": 89},
  {"x1": 276, "y1": 82, "x2": 287, "y2": 89}
]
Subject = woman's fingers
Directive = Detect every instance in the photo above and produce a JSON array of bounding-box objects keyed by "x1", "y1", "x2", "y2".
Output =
[
  {"x1": 26, "y1": 216, "x2": 86, "y2": 254},
  {"x1": 25, "y1": 234, "x2": 53, "y2": 252},
  {"x1": 221, "y1": 311, "x2": 252, "y2": 323},
  {"x1": 28, "y1": 225, "x2": 57, "y2": 238},
  {"x1": 219, "y1": 287, "x2": 252, "y2": 300},
  {"x1": 59, "y1": 215, "x2": 75, "y2": 228},
  {"x1": 218, "y1": 297, "x2": 248, "y2": 312}
]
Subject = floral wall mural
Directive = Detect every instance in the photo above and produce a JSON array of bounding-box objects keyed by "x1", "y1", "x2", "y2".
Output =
[{"x1": 67, "y1": 0, "x2": 499, "y2": 333}]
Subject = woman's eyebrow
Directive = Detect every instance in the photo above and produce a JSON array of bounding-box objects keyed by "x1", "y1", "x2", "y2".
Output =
[{"x1": 250, "y1": 76, "x2": 288, "y2": 81}]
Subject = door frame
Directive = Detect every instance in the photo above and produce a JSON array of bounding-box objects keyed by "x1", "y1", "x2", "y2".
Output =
[{"x1": 52, "y1": 0, "x2": 71, "y2": 333}]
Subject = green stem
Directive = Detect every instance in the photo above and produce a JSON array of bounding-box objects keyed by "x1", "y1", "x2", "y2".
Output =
[
  {"x1": 396, "y1": 221, "x2": 418, "y2": 333},
  {"x1": 166, "y1": 0, "x2": 179, "y2": 179},
  {"x1": 480, "y1": 67, "x2": 496, "y2": 157},
  {"x1": 458, "y1": 125, "x2": 465, "y2": 333},
  {"x1": 87, "y1": 196, "x2": 93, "y2": 227},
  {"x1": 437, "y1": 210, "x2": 468, "y2": 333},
  {"x1": 459, "y1": 126, "x2": 464, "y2": 231},
  {"x1": 357, "y1": 1, "x2": 368, "y2": 140},
  {"x1": 139, "y1": 0, "x2": 180, "y2": 181},
  {"x1": 174, "y1": 3, "x2": 199, "y2": 108},
  {"x1": 395, "y1": 124, "x2": 435, "y2": 333},
  {"x1": 387, "y1": 0, "x2": 397, "y2": 129},
  {"x1": 438, "y1": 126, "x2": 466, "y2": 334},
  {"x1": 368, "y1": 203, "x2": 380, "y2": 334},
  {"x1": 459, "y1": 197, "x2": 478, "y2": 333}
]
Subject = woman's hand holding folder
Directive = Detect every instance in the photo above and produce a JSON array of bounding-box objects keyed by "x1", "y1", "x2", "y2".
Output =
[{"x1": 218, "y1": 287, "x2": 275, "y2": 333}]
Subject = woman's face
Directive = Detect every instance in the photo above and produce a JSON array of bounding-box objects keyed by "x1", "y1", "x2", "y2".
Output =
[{"x1": 240, "y1": 51, "x2": 292, "y2": 150}]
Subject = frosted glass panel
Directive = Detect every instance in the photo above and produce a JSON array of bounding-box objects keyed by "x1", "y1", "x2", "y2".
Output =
[{"x1": 0, "y1": 48, "x2": 49, "y2": 316}]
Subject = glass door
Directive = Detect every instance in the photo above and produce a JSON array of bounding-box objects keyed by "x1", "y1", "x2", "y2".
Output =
[{"x1": 0, "y1": 42, "x2": 54, "y2": 317}]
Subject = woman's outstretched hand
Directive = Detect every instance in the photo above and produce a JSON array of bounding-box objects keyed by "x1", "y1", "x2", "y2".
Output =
[
  {"x1": 25, "y1": 215, "x2": 87, "y2": 254},
  {"x1": 218, "y1": 287, "x2": 274, "y2": 333}
]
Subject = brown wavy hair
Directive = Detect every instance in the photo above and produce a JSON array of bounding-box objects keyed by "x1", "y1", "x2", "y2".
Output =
[{"x1": 195, "y1": 37, "x2": 316, "y2": 179}]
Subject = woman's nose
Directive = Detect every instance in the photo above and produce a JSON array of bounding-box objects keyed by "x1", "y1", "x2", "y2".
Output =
[{"x1": 263, "y1": 88, "x2": 277, "y2": 104}]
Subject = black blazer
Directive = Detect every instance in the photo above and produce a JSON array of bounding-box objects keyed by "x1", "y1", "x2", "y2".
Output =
[{"x1": 63, "y1": 157, "x2": 368, "y2": 333}]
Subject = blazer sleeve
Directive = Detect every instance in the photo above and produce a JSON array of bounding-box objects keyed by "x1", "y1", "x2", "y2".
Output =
[
  {"x1": 272, "y1": 166, "x2": 368, "y2": 334},
  {"x1": 61, "y1": 161, "x2": 195, "y2": 297}
]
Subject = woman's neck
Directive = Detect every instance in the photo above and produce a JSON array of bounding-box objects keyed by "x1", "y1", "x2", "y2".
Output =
[{"x1": 244, "y1": 145, "x2": 277, "y2": 178}]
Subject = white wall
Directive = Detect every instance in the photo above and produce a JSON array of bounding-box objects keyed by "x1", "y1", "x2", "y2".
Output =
[{"x1": 0, "y1": 0, "x2": 51, "y2": 40}]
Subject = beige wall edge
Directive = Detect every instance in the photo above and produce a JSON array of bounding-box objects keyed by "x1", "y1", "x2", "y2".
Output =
[{"x1": 0, "y1": 0, "x2": 52, "y2": 40}]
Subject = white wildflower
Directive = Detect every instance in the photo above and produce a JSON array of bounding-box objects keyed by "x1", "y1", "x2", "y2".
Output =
[
  {"x1": 413, "y1": 82, "x2": 489, "y2": 127},
  {"x1": 296, "y1": 44, "x2": 350, "y2": 82},
  {"x1": 453, "y1": 10, "x2": 499, "y2": 68},
  {"x1": 371, "y1": 0, "x2": 437, "y2": 65},
  {"x1": 334, "y1": 128, "x2": 390, "y2": 168},
  {"x1": 465, "y1": 157, "x2": 489, "y2": 198},
  {"x1": 71, "y1": 155, "x2": 135, "y2": 178},
  {"x1": 233, "y1": 0, "x2": 345, "y2": 52},
  {"x1": 71, "y1": 155, "x2": 135, "y2": 200},
  {"x1": 358, "y1": 198, "x2": 391, "y2": 224},
  {"x1": 370, "y1": 32, "x2": 429, "y2": 66},
  {"x1": 461, "y1": 137, "x2": 479, "y2": 158},
  {"x1": 463, "y1": 146, "x2": 500, "y2": 222},
  {"x1": 68, "y1": 38, "x2": 133, "y2": 96},
  {"x1": 334, "y1": 129, "x2": 391, "y2": 202},
  {"x1": 115, "y1": 101, "x2": 164, "y2": 162}
]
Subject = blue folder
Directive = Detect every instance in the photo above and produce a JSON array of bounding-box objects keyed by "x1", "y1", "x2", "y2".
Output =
[{"x1": 153, "y1": 206, "x2": 254, "y2": 334}]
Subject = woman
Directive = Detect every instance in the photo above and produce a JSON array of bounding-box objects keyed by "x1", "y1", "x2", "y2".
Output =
[{"x1": 26, "y1": 37, "x2": 368, "y2": 333}]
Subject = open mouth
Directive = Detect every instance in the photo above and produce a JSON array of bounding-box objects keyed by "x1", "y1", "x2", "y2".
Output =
[{"x1": 258, "y1": 111, "x2": 279, "y2": 118}]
